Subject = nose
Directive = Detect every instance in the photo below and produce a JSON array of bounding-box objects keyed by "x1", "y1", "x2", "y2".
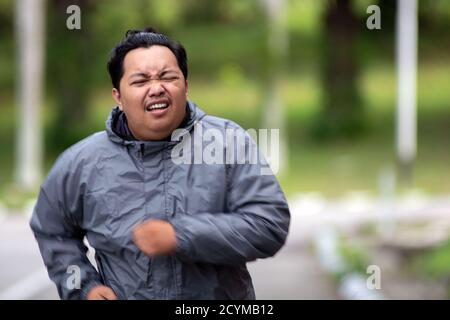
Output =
[{"x1": 147, "y1": 80, "x2": 165, "y2": 97}]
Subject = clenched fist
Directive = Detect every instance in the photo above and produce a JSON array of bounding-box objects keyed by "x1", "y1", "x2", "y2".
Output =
[
  {"x1": 86, "y1": 285, "x2": 118, "y2": 300},
  {"x1": 132, "y1": 220, "x2": 177, "y2": 256}
]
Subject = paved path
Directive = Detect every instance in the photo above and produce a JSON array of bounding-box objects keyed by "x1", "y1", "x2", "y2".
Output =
[
  {"x1": 249, "y1": 243, "x2": 339, "y2": 299},
  {"x1": 0, "y1": 214, "x2": 59, "y2": 300}
]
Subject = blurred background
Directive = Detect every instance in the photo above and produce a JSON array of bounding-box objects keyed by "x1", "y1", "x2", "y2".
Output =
[{"x1": 0, "y1": 0, "x2": 449, "y2": 299}]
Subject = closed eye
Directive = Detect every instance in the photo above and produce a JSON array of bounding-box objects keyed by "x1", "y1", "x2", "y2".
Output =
[
  {"x1": 130, "y1": 75, "x2": 179, "y2": 85},
  {"x1": 131, "y1": 79, "x2": 147, "y2": 85},
  {"x1": 162, "y1": 76, "x2": 178, "y2": 81}
]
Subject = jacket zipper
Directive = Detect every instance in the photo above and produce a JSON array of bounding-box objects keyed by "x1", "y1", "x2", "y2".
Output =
[{"x1": 140, "y1": 143, "x2": 145, "y2": 158}]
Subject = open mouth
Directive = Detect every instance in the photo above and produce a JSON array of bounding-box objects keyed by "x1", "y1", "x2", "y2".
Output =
[
  {"x1": 145, "y1": 103, "x2": 169, "y2": 111},
  {"x1": 145, "y1": 102, "x2": 169, "y2": 113}
]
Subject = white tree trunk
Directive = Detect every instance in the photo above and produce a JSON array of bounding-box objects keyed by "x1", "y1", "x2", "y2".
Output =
[
  {"x1": 262, "y1": 0, "x2": 288, "y2": 175},
  {"x1": 15, "y1": 0, "x2": 45, "y2": 191},
  {"x1": 396, "y1": 0, "x2": 418, "y2": 183}
]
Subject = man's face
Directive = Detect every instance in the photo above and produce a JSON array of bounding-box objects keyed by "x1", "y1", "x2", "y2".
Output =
[{"x1": 112, "y1": 45, "x2": 188, "y2": 141}]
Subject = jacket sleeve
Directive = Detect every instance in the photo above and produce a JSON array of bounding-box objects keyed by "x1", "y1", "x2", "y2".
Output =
[
  {"x1": 171, "y1": 135, "x2": 290, "y2": 266},
  {"x1": 30, "y1": 151, "x2": 102, "y2": 300}
]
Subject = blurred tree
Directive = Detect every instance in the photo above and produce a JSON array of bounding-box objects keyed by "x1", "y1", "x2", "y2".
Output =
[
  {"x1": 15, "y1": 0, "x2": 45, "y2": 191},
  {"x1": 90, "y1": 0, "x2": 161, "y2": 90},
  {"x1": 46, "y1": 0, "x2": 97, "y2": 154},
  {"x1": 0, "y1": 0, "x2": 14, "y2": 90},
  {"x1": 261, "y1": 0, "x2": 288, "y2": 174},
  {"x1": 419, "y1": 0, "x2": 450, "y2": 30},
  {"x1": 148, "y1": 0, "x2": 185, "y2": 30},
  {"x1": 313, "y1": 0, "x2": 365, "y2": 140},
  {"x1": 182, "y1": 0, "x2": 223, "y2": 24}
]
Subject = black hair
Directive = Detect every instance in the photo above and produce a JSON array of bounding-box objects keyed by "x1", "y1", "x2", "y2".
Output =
[{"x1": 107, "y1": 27, "x2": 188, "y2": 90}]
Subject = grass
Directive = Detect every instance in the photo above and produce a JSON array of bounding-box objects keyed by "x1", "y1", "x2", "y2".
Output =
[
  {"x1": 414, "y1": 240, "x2": 450, "y2": 280},
  {"x1": 1, "y1": 60, "x2": 449, "y2": 203},
  {"x1": 412, "y1": 239, "x2": 450, "y2": 297}
]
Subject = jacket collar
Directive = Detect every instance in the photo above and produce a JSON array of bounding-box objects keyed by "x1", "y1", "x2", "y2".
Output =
[{"x1": 105, "y1": 100, "x2": 206, "y2": 147}]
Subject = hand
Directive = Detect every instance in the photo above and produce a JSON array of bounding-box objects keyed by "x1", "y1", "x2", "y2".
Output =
[
  {"x1": 86, "y1": 285, "x2": 118, "y2": 300},
  {"x1": 132, "y1": 219, "x2": 177, "y2": 256}
]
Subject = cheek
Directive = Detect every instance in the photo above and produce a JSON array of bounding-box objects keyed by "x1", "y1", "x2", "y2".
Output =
[
  {"x1": 170, "y1": 85, "x2": 187, "y2": 102},
  {"x1": 123, "y1": 91, "x2": 146, "y2": 108}
]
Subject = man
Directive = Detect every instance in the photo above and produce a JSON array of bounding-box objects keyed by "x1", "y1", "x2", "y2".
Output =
[{"x1": 30, "y1": 27, "x2": 290, "y2": 300}]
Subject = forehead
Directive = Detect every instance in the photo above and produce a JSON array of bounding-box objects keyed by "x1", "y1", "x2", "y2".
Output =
[{"x1": 122, "y1": 45, "x2": 179, "y2": 74}]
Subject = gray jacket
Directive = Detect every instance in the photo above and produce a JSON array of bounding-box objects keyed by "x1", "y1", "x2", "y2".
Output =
[{"x1": 30, "y1": 101, "x2": 290, "y2": 300}]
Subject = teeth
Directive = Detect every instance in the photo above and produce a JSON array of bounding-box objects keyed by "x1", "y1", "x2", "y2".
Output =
[{"x1": 146, "y1": 103, "x2": 168, "y2": 111}]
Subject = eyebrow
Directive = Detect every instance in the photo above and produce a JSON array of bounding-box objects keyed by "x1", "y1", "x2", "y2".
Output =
[{"x1": 129, "y1": 72, "x2": 148, "y2": 79}]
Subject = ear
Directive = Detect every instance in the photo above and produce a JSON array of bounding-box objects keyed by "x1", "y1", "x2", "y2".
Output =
[
  {"x1": 112, "y1": 88, "x2": 123, "y2": 110},
  {"x1": 185, "y1": 80, "x2": 189, "y2": 97}
]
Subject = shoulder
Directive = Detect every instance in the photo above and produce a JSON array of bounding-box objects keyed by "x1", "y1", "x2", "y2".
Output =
[
  {"x1": 65, "y1": 131, "x2": 111, "y2": 157},
  {"x1": 49, "y1": 131, "x2": 111, "y2": 175},
  {"x1": 200, "y1": 115, "x2": 257, "y2": 145},
  {"x1": 200, "y1": 114, "x2": 246, "y2": 132}
]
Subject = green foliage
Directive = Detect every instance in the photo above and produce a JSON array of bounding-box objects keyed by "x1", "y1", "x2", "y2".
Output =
[
  {"x1": 0, "y1": 0, "x2": 14, "y2": 91},
  {"x1": 419, "y1": 0, "x2": 450, "y2": 28},
  {"x1": 414, "y1": 240, "x2": 450, "y2": 280},
  {"x1": 181, "y1": 0, "x2": 264, "y2": 25},
  {"x1": 1, "y1": 0, "x2": 450, "y2": 197},
  {"x1": 149, "y1": 0, "x2": 185, "y2": 29},
  {"x1": 287, "y1": 0, "x2": 325, "y2": 35},
  {"x1": 338, "y1": 240, "x2": 370, "y2": 275},
  {"x1": 217, "y1": 63, "x2": 246, "y2": 88},
  {"x1": 178, "y1": 24, "x2": 268, "y2": 79},
  {"x1": 0, "y1": 184, "x2": 37, "y2": 211}
]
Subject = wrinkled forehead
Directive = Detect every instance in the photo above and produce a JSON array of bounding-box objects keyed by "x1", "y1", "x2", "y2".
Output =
[{"x1": 122, "y1": 45, "x2": 180, "y2": 75}]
